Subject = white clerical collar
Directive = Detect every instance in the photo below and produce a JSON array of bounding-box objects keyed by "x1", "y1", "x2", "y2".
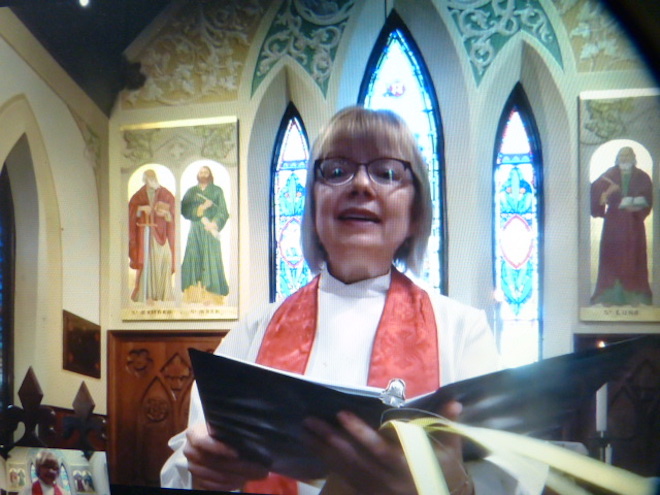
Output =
[{"x1": 319, "y1": 266, "x2": 391, "y2": 298}]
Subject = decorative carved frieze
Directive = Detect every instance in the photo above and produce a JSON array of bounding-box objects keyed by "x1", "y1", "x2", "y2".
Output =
[
  {"x1": 446, "y1": 0, "x2": 562, "y2": 83},
  {"x1": 121, "y1": 122, "x2": 237, "y2": 168},
  {"x1": 122, "y1": 0, "x2": 269, "y2": 107},
  {"x1": 252, "y1": 0, "x2": 356, "y2": 96}
]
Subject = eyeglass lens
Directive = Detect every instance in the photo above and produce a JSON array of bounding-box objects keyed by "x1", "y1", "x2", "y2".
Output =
[{"x1": 318, "y1": 158, "x2": 408, "y2": 185}]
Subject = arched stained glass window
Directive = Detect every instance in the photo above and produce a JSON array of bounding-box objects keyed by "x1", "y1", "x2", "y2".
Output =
[
  {"x1": 358, "y1": 12, "x2": 445, "y2": 293},
  {"x1": 271, "y1": 104, "x2": 311, "y2": 301},
  {"x1": 58, "y1": 462, "x2": 72, "y2": 495},
  {"x1": 0, "y1": 166, "x2": 15, "y2": 412},
  {"x1": 493, "y1": 84, "x2": 543, "y2": 368}
]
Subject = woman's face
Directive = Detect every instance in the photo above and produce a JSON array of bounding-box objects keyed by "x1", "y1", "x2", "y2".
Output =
[
  {"x1": 314, "y1": 130, "x2": 416, "y2": 275},
  {"x1": 37, "y1": 459, "x2": 59, "y2": 485}
]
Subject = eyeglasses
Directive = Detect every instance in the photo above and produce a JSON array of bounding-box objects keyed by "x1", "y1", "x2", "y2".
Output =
[{"x1": 315, "y1": 157, "x2": 412, "y2": 186}]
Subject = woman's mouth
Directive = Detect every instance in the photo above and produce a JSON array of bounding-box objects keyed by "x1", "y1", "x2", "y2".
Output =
[{"x1": 338, "y1": 209, "x2": 380, "y2": 223}]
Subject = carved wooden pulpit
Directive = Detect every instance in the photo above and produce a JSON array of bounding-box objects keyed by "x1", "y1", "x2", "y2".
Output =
[{"x1": 107, "y1": 330, "x2": 224, "y2": 486}]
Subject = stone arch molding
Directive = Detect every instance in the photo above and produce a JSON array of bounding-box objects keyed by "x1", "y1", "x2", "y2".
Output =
[
  {"x1": 479, "y1": 34, "x2": 567, "y2": 125},
  {"x1": 0, "y1": 94, "x2": 63, "y2": 382},
  {"x1": 252, "y1": 52, "x2": 328, "y2": 111}
]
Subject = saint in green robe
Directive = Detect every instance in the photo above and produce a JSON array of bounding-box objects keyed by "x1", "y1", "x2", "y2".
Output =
[{"x1": 181, "y1": 182, "x2": 229, "y2": 298}]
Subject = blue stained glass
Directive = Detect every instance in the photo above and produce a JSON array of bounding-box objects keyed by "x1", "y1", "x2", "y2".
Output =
[
  {"x1": 361, "y1": 27, "x2": 443, "y2": 292},
  {"x1": 278, "y1": 169, "x2": 306, "y2": 216},
  {"x1": 273, "y1": 115, "x2": 311, "y2": 300},
  {"x1": 59, "y1": 463, "x2": 72, "y2": 495},
  {"x1": 0, "y1": 167, "x2": 13, "y2": 411},
  {"x1": 494, "y1": 107, "x2": 541, "y2": 367},
  {"x1": 0, "y1": 227, "x2": 3, "y2": 410}
]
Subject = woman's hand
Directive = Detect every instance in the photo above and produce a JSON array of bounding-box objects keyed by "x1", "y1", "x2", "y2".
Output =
[
  {"x1": 183, "y1": 422, "x2": 269, "y2": 491},
  {"x1": 304, "y1": 411, "x2": 415, "y2": 494},
  {"x1": 303, "y1": 401, "x2": 473, "y2": 495},
  {"x1": 430, "y1": 401, "x2": 475, "y2": 495}
]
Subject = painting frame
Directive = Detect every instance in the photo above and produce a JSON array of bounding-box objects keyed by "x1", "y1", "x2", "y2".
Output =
[
  {"x1": 578, "y1": 88, "x2": 660, "y2": 322},
  {"x1": 63, "y1": 310, "x2": 101, "y2": 378},
  {"x1": 119, "y1": 116, "x2": 239, "y2": 321}
]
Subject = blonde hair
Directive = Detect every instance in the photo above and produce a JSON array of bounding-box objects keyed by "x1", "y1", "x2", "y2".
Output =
[
  {"x1": 34, "y1": 450, "x2": 59, "y2": 471},
  {"x1": 301, "y1": 106, "x2": 433, "y2": 275}
]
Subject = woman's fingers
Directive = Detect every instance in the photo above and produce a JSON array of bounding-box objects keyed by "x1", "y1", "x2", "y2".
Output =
[
  {"x1": 438, "y1": 400, "x2": 463, "y2": 421},
  {"x1": 428, "y1": 402, "x2": 474, "y2": 494},
  {"x1": 303, "y1": 414, "x2": 415, "y2": 494},
  {"x1": 336, "y1": 411, "x2": 408, "y2": 468},
  {"x1": 303, "y1": 416, "x2": 362, "y2": 468},
  {"x1": 185, "y1": 423, "x2": 238, "y2": 457},
  {"x1": 304, "y1": 406, "x2": 474, "y2": 495},
  {"x1": 183, "y1": 423, "x2": 269, "y2": 491}
]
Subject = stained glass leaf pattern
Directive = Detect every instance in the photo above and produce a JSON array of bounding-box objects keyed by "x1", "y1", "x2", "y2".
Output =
[{"x1": 495, "y1": 105, "x2": 541, "y2": 367}]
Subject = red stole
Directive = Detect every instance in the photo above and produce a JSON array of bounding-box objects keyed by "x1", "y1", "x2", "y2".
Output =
[
  {"x1": 243, "y1": 269, "x2": 439, "y2": 495},
  {"x1": 31, "y1": 481, "x2": 63, "y2": 495}
]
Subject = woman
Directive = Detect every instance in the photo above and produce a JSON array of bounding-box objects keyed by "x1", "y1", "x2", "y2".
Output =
[
  {"x1": 21, "y1": 450, "x2": 64, "y2": 495},
  {"x1": 161, "y1": 107, "x2": 516, "y2": 494}
]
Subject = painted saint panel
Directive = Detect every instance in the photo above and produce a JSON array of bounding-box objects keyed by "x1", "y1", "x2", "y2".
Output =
[
  {"x1": 579, "y1": 90, "x2": 659, "y2": 322},
  {"x1": 121, "y1": 118, "x2": 239, "y2": 320}
]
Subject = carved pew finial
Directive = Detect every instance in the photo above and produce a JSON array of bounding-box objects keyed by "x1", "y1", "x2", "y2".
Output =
[
  {"x1": 0, "y1": 367, "x2": 56, "y2": 457},
  {"x1": 63, "y1": 381, "x2": 107, "y2": 458}
]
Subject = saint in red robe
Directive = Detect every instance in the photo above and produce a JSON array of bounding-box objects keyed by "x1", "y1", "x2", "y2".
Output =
[
  {"x1": 590, "y1": 165, "x2": 653, "y2": 305},
  {"x1": 128, "y1": 183, "x2": 176, "y2": 301}
]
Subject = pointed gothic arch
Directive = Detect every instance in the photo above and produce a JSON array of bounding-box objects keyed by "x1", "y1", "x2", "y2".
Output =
[
  {"x1": 492, "y1": 83, "x2": 544, "y2": 367},
  {"x1": 0, "y1": 95, "x2": 63, "y2": 396},
  {"x1": 357, "y1": 10, "x2": 446, "y2": 293},
  {"x1": 269, "y1": 102, "x2": 311, "y2": 301}
]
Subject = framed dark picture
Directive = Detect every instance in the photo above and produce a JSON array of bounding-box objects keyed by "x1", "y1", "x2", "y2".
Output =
[{"x1": 63, "y1": 310, "x2": 101, "y2": 378}]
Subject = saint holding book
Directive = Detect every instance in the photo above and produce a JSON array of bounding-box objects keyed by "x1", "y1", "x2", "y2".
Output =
[
  {"x1": 180, "y1": 165, "x2": 230, "y2": 305},
  {"x1": 590, "y1": 146, "x2": 653, "y2": 306},
  {"x1": 128, "y1": 168, "x2": 176, "y2": 303}
]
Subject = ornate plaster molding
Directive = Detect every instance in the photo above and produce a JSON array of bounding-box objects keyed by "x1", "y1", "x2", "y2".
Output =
[
  {"x1": 122, "y1": 0, "x2": 268, "y2": 107},
  {"x1": 252, "y1": 0, "x2": 356, "y2": 96},
  {"x1": 446, "y1": 0, "x2": 562, "y2": 83},
  {"x1": 553, "y1": 0, "x2": 642, "y2": 72}
]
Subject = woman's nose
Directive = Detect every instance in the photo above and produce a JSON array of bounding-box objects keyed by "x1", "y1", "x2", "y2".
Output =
[{"x1": 351, "y1": 164, "x2": 373, "y2": 189}]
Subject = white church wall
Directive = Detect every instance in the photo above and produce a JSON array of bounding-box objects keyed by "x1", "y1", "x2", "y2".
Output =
[{"x1": 0, "y1": 11, "x2": 103, "y2": 410}]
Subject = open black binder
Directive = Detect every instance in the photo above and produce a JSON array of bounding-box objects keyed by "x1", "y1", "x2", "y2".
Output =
[{"x1": 189, "y1": 336, "x2": 648, "y2": 480}]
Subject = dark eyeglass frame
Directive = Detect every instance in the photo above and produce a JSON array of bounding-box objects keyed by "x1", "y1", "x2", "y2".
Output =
[{"x1": 314, "y1": 157, "x2": 413, "y2": 186}]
